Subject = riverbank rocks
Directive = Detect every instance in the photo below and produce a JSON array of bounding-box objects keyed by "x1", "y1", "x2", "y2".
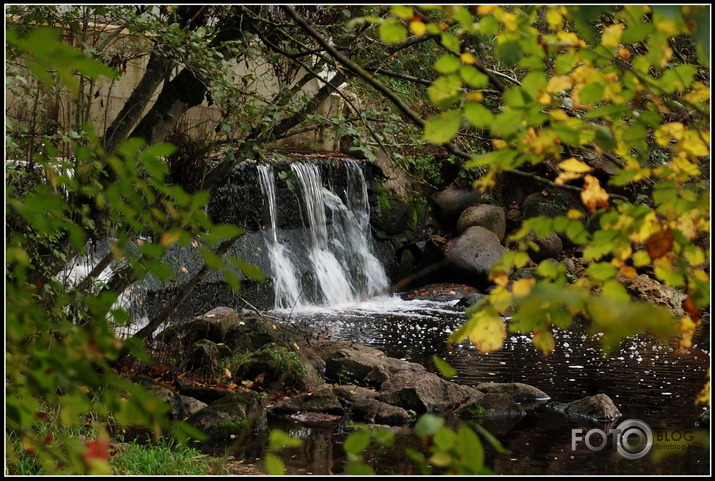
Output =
[
  {"x1": 444, "y1": 226, "x2": 508, "y2": 289},
  {"x1": 547, "y1": 393, "x2": 622, "y2": 422},
  {"x1": 456, "y1": 204, "x2": 506, "y2": 241}
]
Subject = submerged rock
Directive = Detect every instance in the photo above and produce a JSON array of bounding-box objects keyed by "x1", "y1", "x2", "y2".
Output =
[
  {"x1": 695, "y1": 409, "x2": 710, "y2": 428},
  {"x1": 457, "y1": 393, "x2": 526, "y2": 419},
  {"x1": 547, "y1": 393, "x2": 622, "y2": 422},
  {"x1": 475, "y1": 382, "x2": 551, "y2": 403}
]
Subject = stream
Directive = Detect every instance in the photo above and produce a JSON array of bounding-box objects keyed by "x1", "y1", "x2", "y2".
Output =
[{"x1": 203, "y1": 296, "x2": 710, "y2": 476}]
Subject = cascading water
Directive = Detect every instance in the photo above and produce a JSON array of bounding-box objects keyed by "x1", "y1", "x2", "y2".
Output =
[{"x1": 258, "y1": 159, "x2": 389, "y2": 309}]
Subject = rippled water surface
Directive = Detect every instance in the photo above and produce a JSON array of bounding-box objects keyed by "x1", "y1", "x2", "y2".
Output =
[{"x1": 213, "y1": 297, "x2": 711, "y2": 475}]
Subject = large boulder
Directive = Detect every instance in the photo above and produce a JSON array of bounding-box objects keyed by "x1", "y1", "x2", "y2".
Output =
[
  {"x1": 443, "y1": 226, "x2": 508, "y2": 289},
  {"x1": 547, "y1": 393, "x2": 622, "y2": 422},
  {"x1": 433, "y1": 187, "x2": 481, "y2": 229},
  {"x1": 456, "y1": 204, "x2": 506, "y2": 241},
  {"x1": 314, "y1": 341, "x2": 425, "y2": 388}
]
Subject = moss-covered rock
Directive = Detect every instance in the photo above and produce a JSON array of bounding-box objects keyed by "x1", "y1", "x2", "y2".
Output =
[{"x1": 186, "y1": 391, "x2": 266, "y2": 440}]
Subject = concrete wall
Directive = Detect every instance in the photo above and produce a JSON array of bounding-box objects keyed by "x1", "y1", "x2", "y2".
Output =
[{"x1": 6, "y1": 24, "x2": 343, "y2": 158}]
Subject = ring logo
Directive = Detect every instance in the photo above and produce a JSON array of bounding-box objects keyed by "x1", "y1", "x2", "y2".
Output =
[{"x1": 572, "y1": 419, "x2": 653, "y2": 460}]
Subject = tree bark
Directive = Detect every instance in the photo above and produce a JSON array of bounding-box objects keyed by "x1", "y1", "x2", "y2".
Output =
[{"x1": 102, "y1": 49, "x2": 173, "y2": 154}]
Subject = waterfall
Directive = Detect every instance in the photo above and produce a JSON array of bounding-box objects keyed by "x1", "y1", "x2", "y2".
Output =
[
  {"x1": 259, "y1": 159, "x2": 389, "y2": 309},
  {"x1": 257, "y1": 164, "x2": 303, "y2": 310}
]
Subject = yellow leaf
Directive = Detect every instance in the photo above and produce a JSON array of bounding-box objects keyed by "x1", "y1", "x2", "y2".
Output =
[
  {"x1": 601, "y1": 23, "x2": 624, "y2": 48},
  {"x1": 491, "y1": 139, "x2": 508, "y2": 150},
  {"x1": 558, "y1": 157, "x2": 593, "y2": 173},
  {"x1": 567, "y1": 209, "x2": 584, "y2": 220},
  {"x1": 409, "y1": 21, "x2": 427, "y2": 36},
  {"x1": 160, "y1": 231, "x2": 181, "y2": 247},
  {"x1": 618, "y1": 47, "x2": 632, "y2": 61},
  {"x1": 477, "y1": 5, "x2": 499, "y2": 16},
  {"x1": 655, "y1": 19, "x2": 679, "y2": 36},
  {"x1": 677, "y1": 315, "x2": 696, "y2": 351},
  {"x1": 580, "y1": 175, "x2": 609, "y2": 213},
  {"x1": 677, "y1": 130, "x2": 710, "y2": 157},
  {"x1": 683, "y1": 82, "x2": 710, "y2": 104},
  {"x1": 619, "y1": 265, "x2": 638, "y2": 279},
  {"x1": 512, "y1": 278, "x2": 536, "y2": 298},
  {"x1": 533, "y1": 328, "x2": 556, "y2": 355},
  {"x1": 632, "y1": 250, "x2": 651, "y2": 267},
  {"x1": 460, "y1": 52, "x2": 477, "y2": 65},
  {"x1": 546, "y1": 8, "x2": 563, "y2": 30},
  {"x1": 467, "y1": 310, "x2": 506, "y2": 353},
  {"x1": 491, "y1": 272, "x2": 509, "y2": 287},
  {"x1": 546, "y1": 75, "x2": 573, "y2": 93},
  {"x1": 466, "y1": 91, "x2": 484, "y2": 102},
  {"x1": 538, "y1": 92, "x2": 552, "y2": 105},
  {"x1": 556, "y1": 158, "x2": 592, "y2": 184},
  {"x1": 549, "y1": 109, "x2": 570, "y2": 121},
  {"x1": 695, "y1": 369, "x2": 710, "y2": 405}
]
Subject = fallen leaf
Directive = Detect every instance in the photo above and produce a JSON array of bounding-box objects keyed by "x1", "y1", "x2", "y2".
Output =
[{"x1": 646, "y1": 228, "x2": 674, "y2": 259}]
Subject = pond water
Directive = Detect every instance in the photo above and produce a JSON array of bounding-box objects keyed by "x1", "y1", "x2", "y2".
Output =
[{"x1": 203, "y1": 297, "x2": 711, "y2": 476}]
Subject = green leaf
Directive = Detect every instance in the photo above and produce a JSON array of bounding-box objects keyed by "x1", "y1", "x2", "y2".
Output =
[
  {"x1": 463, "y1": 102, "x2": 494, "y2": 129},
  {"x1": 490, "y1": 110, "x2": 525, "y2": 138},
  {"x1": 441, "y1": 32, "x2": 461, "y2": 53},
  {"x1": 594, "y1": 125, "x2": 615, "y2": 150},
  {"x1": 432, "y1": 356, "x2": 457, "y2": 379},
  {"x1": 495, "y1": 40, "x2": 522, "y2": 66},
  {"x1": 269, "y1": 429, "x2": 302, "y2": 450},
  {"x1": 427, "y1": 74, "x2": 462, "y2": 107},
  {"x1": 460, "y1": 65, "x2": 488, "y2": 88},
  {"x1": 414, "y1": 414, "x2": 445, "y2": 437},
  {"x1": 380, "y1": 18, "x2": 408, "y2": 44},
  {"x1": 423, "y1": 109, "x2": 462, "y2": 144},
  {"x1": 587, "y1": 262, "x2": 618, "y2": 281},
  {"x1": 433, "y1": 427, "x2": 458, "y2": 451},
  {"x1": 231, "y1": 258, "x2": 266, "y2": 282},
  {"x1": 457, "y1": 425, "x2": 484, "y2": 473},
  {"x1": 579, "y1": 82, "x2": 605, "y2": 104},
  {"x1": 343, "y1": 429, "x2": 371, "y2": 455},
  {"x1": 390, "y1": 5, "x2": 414, "y2": 19},
  {"x1": 346, "y1": 462, "x2": 376, "y2": 475},
  {"x1": 264, "y1": 454, "x2": 285, "y2": 475},
  {"x1": 555, "y1": 52, "x2": 579, "y2": 75},
  {"x1": 434, "y1": 54, "x2": 462, "y2": 74},
  {"x1": 622, "y1": 22, "x2": 654, "y2": 43},
  {"x1": 585, "y1": 104, "x2": 632, "y2": 119}
]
